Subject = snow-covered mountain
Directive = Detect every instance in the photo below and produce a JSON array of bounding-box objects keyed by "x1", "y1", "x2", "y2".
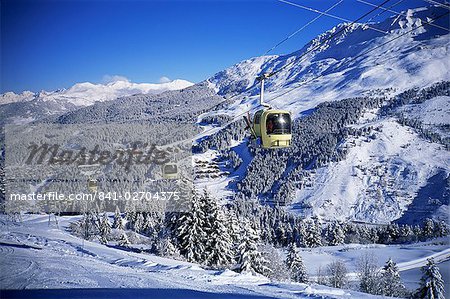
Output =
[
  {"x1": 0, "y1": 79, "x2": 193, "y2": 124},
  {"x1": 1, "y1": 5, "x2": 449, "y2": 297},
  {"x1": 206, "y1": 6, "x2": 449, "y2": 117},
  {"x1": 0, "y1": 91, "x2": 36, "y2": 105},
  {"x1": 0, "y1": 79, "x2": 193, "y2": 106},
  {"x1": 1, "y1": 5, "x2": 448, "y2": 225},
  {"x1": 196, "y1": 5, "x2": 450, "y2": 224}
]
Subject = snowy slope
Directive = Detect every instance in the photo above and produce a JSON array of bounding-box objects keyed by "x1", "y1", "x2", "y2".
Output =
[
  {"x1": 0, "y1": 214, "x2": 384, "y2": 299},
  {"x1": 194, "y1": 5, "x2": 450, "y2": 224},
  {"x1": 294, "y1": 117, "x2": 450, "y2": 223},
  {"x1": 204, "y1": 6, "x2": 449, "y2": 119}
]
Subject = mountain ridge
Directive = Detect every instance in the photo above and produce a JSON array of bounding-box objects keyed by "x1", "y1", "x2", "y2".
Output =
[{"x1": 194, "y1": 5, "x2": 450, "y2": 224}]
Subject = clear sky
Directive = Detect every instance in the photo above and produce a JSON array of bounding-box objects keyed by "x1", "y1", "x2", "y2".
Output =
[{"x1": 1, "y1": 0, "x2": 428, "y2": 93}]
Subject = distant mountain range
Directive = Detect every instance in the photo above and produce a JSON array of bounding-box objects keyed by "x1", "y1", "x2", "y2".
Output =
[{"x1": 0, "y1": 79, "x2": 193, "y2": 125}]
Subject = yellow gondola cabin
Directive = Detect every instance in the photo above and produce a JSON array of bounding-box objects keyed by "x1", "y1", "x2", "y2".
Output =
[
  {"x1": 253, "y1": 109, "x2": 292, "y2": 148},
  {"x1": 162, "y1": 163, "x2": 179, "y2": 179}
]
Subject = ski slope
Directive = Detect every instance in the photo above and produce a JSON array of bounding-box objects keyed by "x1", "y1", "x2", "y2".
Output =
[
  {"x1": 1, "y1": 215, "x2": 448, "y2": 298},
  {"x1": 0, "y1": 214, "x2": 384, "y2": 298}
]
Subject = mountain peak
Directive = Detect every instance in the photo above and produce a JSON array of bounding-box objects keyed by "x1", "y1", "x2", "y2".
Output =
[{"x1": 0, "y1": 79, "x2": 194, "y2": 107}]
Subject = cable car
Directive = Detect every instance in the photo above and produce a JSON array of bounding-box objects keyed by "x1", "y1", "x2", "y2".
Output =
[
  {"x1": 87, "y1": 178, "x2": 98, "y2": 193},
  {"x1": 244, "y1": 73, "x2": 292, "y2": 149},
  {"x1": 78, "y1": 164, "x2": 100, "y2": 193},
  {"x1": 162, "y1": 163, "x2": 179, "y2": 179},
  {"x1": 253, "y1": 109, "x2": 292, "y2": 148}
]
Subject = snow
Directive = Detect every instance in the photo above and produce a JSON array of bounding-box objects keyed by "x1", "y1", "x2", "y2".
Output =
[
  {"x1": 1, "y1": 4, "x2": 449, "y2": 298},
  {"x1": 203, "y1": 5, "x2": 449, "y2": 121},
  {"x1": 399, "y1": 96, "x2": 450, "y2": 125},
  {"x1": 195, "y1": 149, "x2": 236, "y2": 199},
  {"x1": 0, "y1": 91, "x2": 35, "y2": 105},
  {"x1": 0, "y1": 214, "x2": 387, "y2": 298},
  {"x1": 0, "y1": 79, "x2": 194, "y2": 107},
  {"x1": 192, "y1": 6, "x2": 450, "y2": 223},
  {"x1": 293, "y1": 118, "x2": 450, "y2": 223},
  {"x1": 194, "y1": 139, "x2": 254, "y2": 201}
]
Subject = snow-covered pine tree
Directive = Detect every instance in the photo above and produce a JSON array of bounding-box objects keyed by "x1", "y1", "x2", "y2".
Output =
[
  {"x1": 422, "y1": 218, "x2": 435, "y2": 240},
  {"x1": 112, "y1": 206, "x2": 124, "y2": 230},
  {"x1": 176, "y1": 189, "x2": 207, "y2": 263},
  {"x1": 237, "y1": 220, "x2": 270, "y2": 275},
  {"x1": 118, "y1": 231, "x2": 130, "y2": 247},
  {"x1": 325, "y1": 221, "x2": 345, "y2": 246},
  {"x1": 302, "y1": 218, "x2": 322, "y2": 248},
  {"x1": 199, "y1": 189, "x2": 214, "y2": 229},
  {"x1": 381, "y1": 258, "x2": 406, "y2": 297},
  {"x1": 133, "y1": 212, "x2": 144, "y2": 233},
  {"x1": 205, "y1": 196, "x2": 233, "y2": 268},
  {"x1": 285, "y1": 243, "x2": 308, "y2": 283},
  {"x1": 78, "y1": 212, "x2": 98, "y2": 240},
  {"x1": 156, "y1": 236, "x2": 181, "y2": 259},
  {"x1": 398, "y1": 224, "x2": 415, "y2": 243},
  {"x1": 434, "y1": 220, "x2": 450, "y2": 238},
  {"x1": 226, "y1": 209, "x2": 242, "y2": 257},
  {"x1": 99, "y1": 213, "x2": 111, "y2": 244},
  {"x1": 144, "y1": 212, "x2": 159, "y2": 240},
  {"x1": 416, "y1": 258, "x2": 445, "y2": 299}
]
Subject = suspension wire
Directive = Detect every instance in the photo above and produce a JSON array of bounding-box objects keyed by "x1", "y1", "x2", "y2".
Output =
[
  {"x1": 195, "y1": 0, "x2": 394, "y2": 139},
  {"x1": 365, "y1": 0, "x2": 405, "y2": 23},
  {"x1": 189, "y1": 0, "x2": 392, "y2": 122},
  {"x1": 359, "y1": 0, "x2": 450, "y2": 32},
  {"x1": 194, "y1": 11, "x2": 449, "y2": 141},
  {"x1": 268, "y1": 11, "x2": 450, "y2": 103},
  {"x1": 263, "y1": 0, "x2": 344, "y2": 56},
  {"x1": 278, "y1": 0, "x2": 388, "y2": 34},
  {"x1": 422, "y1": 0, "x2": 450, "y2": 9},
  {"x1": 267, "y1": 0, "x2": 392, "y2": 78}
]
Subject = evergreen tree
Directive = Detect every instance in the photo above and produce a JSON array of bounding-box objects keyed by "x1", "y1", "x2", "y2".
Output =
[
  {"x1": 237, "y1": 220, "x2": 270, "y2": 275},
  {"x1": 99, "y1": 213, "x2": 111, "y2": 244},
  {"x1": 134, "y1": 212, "x2": 144, "y2": 233},
  {"x1": 326, "y1": 221, "x2": 345, "y2": 246},
  {"x1": 118, "y1": 231, "x2": 130, "y2": 247},
  {"x1": 176, "y1": 190, "x2": 207, "y2": 263},
  {"x1": 156, "y1": 236, "x2": 181, "y2": 258},
  {"x1": 227, "y1": 209, "x2": 242, "y2": 256},
  {"x1": 381, "y1": 258, "x2": 406, "y2": 297},
  {"x1": 416, "y1": 258, "x2": 445, "y2": 299},
  {"x1": 398, "y1": 224, "x2": 415, "y2": 243},
  {"x1": 79, "y1": 212, "x2": 98, "y2": 240},
  {"x1": 285, "y1": 243, "x2": 308, "y2": 283},
  {"x1": 112, "y1": 206, "x2": 124, "y2": 230},
  {"x1": 434, "y1": 220, "x2": 450, "y2": 238},
  {"x1": 302, "y1": 219, "x2": 322, "y2": 248},
  {"x1": 205, "y1": 198, "x2": 234, "y2": 268},
  {"x1": 422, "y1": 218, "x2": 435, "y2": 240}
]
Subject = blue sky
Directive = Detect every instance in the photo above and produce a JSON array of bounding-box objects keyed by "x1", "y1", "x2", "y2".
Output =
[{"x1": 1, "y1": 0, "x2": 427, "y2": 93}]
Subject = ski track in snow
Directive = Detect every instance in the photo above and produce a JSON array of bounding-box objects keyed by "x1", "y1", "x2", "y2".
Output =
[{"x1": 0, "y1": 214, "x2": 404, "y2": 298}]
